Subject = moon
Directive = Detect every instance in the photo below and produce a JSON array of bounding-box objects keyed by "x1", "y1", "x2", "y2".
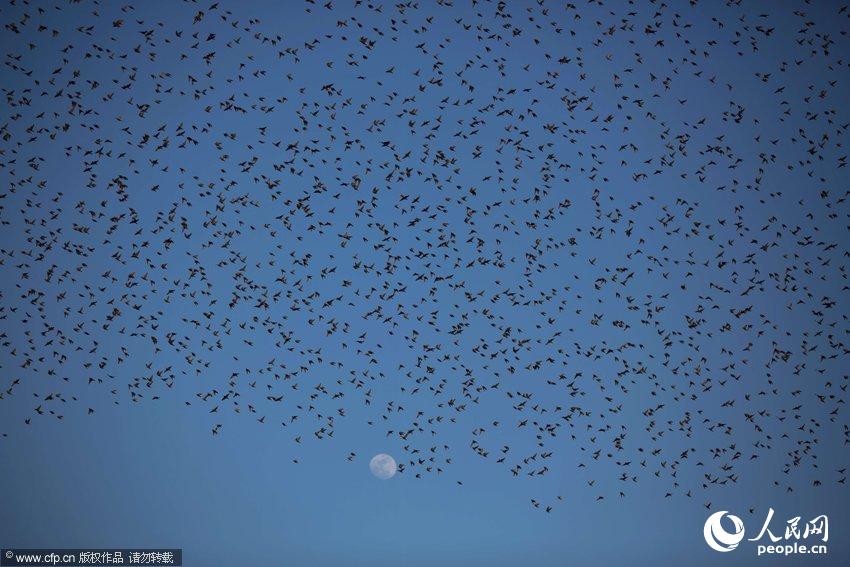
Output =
[{"x1": 369, "y1": 453, "x2": 397, "y2": 479}]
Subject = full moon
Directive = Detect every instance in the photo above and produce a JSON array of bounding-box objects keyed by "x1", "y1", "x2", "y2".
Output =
[{"x1": 369, "y1": 453, "x2": 397, "y2": 479}]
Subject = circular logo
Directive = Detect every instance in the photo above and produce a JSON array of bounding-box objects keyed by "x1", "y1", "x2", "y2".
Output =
[{"x1": 704, "y1": 511, "x2": 745, "y2": 552}]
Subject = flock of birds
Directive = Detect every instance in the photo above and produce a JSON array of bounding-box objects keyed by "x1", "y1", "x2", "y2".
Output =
[{"x1": 1, "y1": 0, "x2": 849, "y2": 514}]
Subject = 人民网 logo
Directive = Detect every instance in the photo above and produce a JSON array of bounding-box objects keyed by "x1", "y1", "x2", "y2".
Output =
[
  {"x1": 703, "y1": 509, "x2": 828, "y2": 556},
  {"x1": 704, "y1": 511, "x2": 746, "y2": 552}
]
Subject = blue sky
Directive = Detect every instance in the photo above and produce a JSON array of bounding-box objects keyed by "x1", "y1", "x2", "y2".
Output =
[{"x1": 0, "y1": 1, "x2": 849, "y2": 565}]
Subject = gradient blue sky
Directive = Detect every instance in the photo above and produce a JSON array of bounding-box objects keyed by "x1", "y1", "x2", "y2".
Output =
[{"x1": 1, "y1": 1, "x2": 848, "y2": 565}]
